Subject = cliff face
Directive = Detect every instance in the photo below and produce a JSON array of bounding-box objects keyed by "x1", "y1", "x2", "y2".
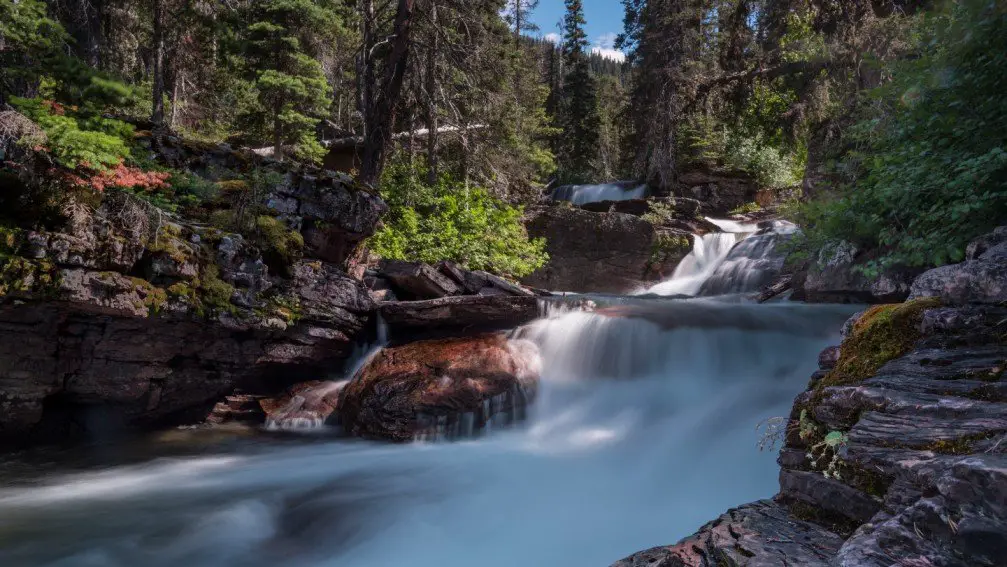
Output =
[
  {"x1": 614, "y1": 228, "x2": 1007, "y2": 567},
  {"x1": 0, "y1": 139, "x2": 385, "y2": 446}
]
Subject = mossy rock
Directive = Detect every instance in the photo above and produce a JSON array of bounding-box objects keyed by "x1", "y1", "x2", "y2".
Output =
[
  {"x1": 255, "y1": 215, "x2": 303, "y2": 276},
  {"x1": 128, "y1": 277, "x2": 168, "y2": 315},
  {"x1": 820, "y1": 298, "x2": 943, "y2": 388}
]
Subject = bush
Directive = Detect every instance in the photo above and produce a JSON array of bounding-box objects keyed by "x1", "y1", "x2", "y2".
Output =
[
  {"x1": 370, "y1": 161, "x2": 548, "y2": 278},
  {"x1": 11, "y1": 97, "x2": 133, "y2": 170},
  {"x1": 799, "y1": 1, "x2": 1007, "y2": 271}
]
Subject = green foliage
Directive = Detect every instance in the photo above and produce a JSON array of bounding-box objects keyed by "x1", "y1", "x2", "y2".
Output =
[
  {"x1": 729, "y1": 202, "x2": 763, "y2": 216},
  {"x1": 370, "y1": 161, "x2": 548, "y2": 278},
  {"x1": 255, "y1": 215, "x2": 304, "y2": 274},
  {"x1": 239, "y1": 0, "x2": 339, "y2": 162},
  {"x1": 801, "y1": 1, "x2": 1007, "y2": 270},
  {"x1": 11, "y1": 97, "x2": 133, "y2": 170},
  {"x1": 641, "y1": 200, "x2": 676, "y2": 225}
]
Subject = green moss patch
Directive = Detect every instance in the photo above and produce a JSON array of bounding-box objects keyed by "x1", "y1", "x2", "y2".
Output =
[
  {"x1": 821, "y1": 298, "x2": 942, "y2": 388},
  {"x1": 255, "y1": 215, "x2": 303, "y2": 275},
  {"x1": 128, "y1": 277, "x2": 168, "y2": 315}
]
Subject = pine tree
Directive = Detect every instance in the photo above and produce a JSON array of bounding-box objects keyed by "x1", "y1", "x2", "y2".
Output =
[
  {"x1": 241, "y1": 0, "x2": 338, "y2": 161},
  {"x1": 556, "y1": 0, "x2": 601, "y2": 184}
]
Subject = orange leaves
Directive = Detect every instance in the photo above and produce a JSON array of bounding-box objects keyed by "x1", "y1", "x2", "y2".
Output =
[{"x1": 63, "y1": 162, "x2": 171, "y2": 192}]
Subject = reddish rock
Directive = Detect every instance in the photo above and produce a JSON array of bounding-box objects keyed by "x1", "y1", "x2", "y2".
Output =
[
  {"x1": 261, "y1": 380, "x2": 345, "y2": 429},
  {"x1": 338, "y1": 334, "x2": 540, "y2": 441}
]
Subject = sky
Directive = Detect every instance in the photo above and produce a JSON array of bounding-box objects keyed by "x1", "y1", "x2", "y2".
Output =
[{"x1": 530, "y1": 0, "x2": 627, "y2": 62}]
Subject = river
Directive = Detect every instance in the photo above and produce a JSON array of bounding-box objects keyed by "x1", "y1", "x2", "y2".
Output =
[{"x1": 0, "y1": 224, "x2": 856, "y2": 567}]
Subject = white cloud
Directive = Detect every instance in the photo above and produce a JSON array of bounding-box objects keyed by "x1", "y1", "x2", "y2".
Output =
[
  {"x1": 595, "y1": 32, "x2": 619, "y2": 50},
  {"x1": 592, "y1": 32, "x2": 626, "y2": 63},
  {"x1": 591, "y1": 47, "x2": 626, "y2": 63},
  {"x1": 543, "y1": 32, "x2": 561, "y2": 44}
]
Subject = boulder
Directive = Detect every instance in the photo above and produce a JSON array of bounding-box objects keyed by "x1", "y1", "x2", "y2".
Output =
[
  {"x1": 380, "y1": 295, "x2": 540, "y2": 335},
  {"x1": 378, "y1": 259, "x2": 463, "y2": 300},
  {"x1": 802, "y1": 241, "x2": 917, "y2": 303},
  {"x1": 521, "y1": 206, "x2": 659, "y2": 293},
  {"x1": 260, "y1": 380, "x2": 347, "y2": 429},
  {"x1": 674, "y1": 168, "x2": 759, "y2": 215},
  {"x1": 337, "y1": 334, "x2": 541, "y2": 441},
  {"x1": 610, "y1": 501, "x2": 844, "y2": 567},
  {"x1": 909, "y1": 227, "x2": 1007, "y2": 304}
]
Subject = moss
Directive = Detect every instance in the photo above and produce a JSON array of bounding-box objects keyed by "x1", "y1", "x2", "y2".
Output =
[
  {"x1": 128, "y1": 277, "x2": 168, "y2": 315},
  {"x1": 148, "y1": 223, "x2": 191, "y2": 264},
  {"x1": 255, "y1": 215, "x2": 304, "y2": 274},
  {"x1": 215, "y1": 180, "x2": 250, "y2": 194},
  {"x1": 821, "y1": 298, "x2": 943, "y2": 388},
  {"x1": 0, "y1": 225, "x2": 22, "y2": 254},
  {"x1": 0, "y1": 257, "x2": 60, "y2": 298},
  {"x1": 648, "y1": 233, "x2": 691, "y2": 269},
  {"x1": 197, "y1": 264, "x2": 237, "y2": 315}
]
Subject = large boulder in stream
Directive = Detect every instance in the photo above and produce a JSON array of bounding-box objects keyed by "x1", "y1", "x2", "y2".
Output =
[
  {"x1": 337, "y1": 334, "x2": 541, "y2": 441},
  {"x1": 521, "y1": 206, "x2": 691, "y2": 293},
  {"x1": 380, "y1": 295, "x2": 540, "y2": 337}
]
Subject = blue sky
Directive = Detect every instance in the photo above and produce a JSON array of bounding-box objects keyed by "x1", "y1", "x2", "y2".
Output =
[{"x1": 530, "y1": 0, "x2": 627, "y2": 62}]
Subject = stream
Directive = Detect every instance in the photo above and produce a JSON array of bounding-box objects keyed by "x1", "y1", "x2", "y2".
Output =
[{"x1": 0, "y1": 223, "x2": 857, "y2": 567}]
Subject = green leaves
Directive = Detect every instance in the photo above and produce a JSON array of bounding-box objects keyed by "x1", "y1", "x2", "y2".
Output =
[
  {"x1": 370, "y1": 161, "x2": 548, "y2": 278},
  {"x1": 800, "y1": 0, "x2": 1007, "y2": 271}
]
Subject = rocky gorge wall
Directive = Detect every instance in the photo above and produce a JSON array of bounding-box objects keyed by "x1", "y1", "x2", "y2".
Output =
[
  {"x1": 0, "y1": 137, "x2": 386, "y2": 447},
  {"x1": 613, "y1": 227, "x2": 1007, "y2": 566}
]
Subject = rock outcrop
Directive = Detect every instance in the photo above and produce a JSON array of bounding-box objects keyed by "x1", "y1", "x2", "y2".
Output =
[
  {"x1": 380, "y1": 295, "x2": 540, "y2": 337},
  {"x1": 909, "y1": 226, "x2": 1007, "y2": 304},
  {"x1": 614, "y1": 228, "x2": 1007, "y2": 567},
  {"x1": 522, "y1": 206, "x2": 692, "y2": 293},
  {"x1": 0, "y1": 142, "x2": 382, "y2": 446},
  {"x1": 337, "y1": 334, "x2": 541, "y2": 441},
  {"x1": 800, "y1": 241, "x2": 919, "y2": 304}
]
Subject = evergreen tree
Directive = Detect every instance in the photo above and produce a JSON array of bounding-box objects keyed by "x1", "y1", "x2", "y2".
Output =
[
  {"x1": 241, "y1": 0, "x2": 338, "y2": 161},
  {"x1": 556, "y1": 0, "x2": 601, "y2": 184}
]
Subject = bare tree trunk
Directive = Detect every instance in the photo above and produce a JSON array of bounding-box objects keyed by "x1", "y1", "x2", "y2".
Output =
[
  {"x1": 274, "y1": 102, "x2": 284, "y2": 161},
  {"x1": 360, "y1": 0, "x2": 416, "y2": 186},
  {"x1": 425, "y1": 1, "x2": 439, "y2": 185},
  {"x1": 151, "y1": 0, "x2": 165, "y2": 126}
]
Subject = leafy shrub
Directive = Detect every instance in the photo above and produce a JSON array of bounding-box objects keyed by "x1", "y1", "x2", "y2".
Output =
[
  {"x1": 11, "y1": 97, "x2": 133, "y2": 170},
  {"x1": 800, "y1": 0, "x2": 1007, "y2": 270},
  {"x1": 370, "y1": 161, "x2": 548, "y2": 278},
  {"x1": 730, "y1": 202, "x2": 762, "y2": 216},
  {"x1": 641, "y1": 200, "x2": 677, "y2": 225},
  {"x1": 722, "y1": 133, "x2": 803, "y2": 189}
]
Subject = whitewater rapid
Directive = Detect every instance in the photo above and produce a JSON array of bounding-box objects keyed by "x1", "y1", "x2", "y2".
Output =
[{"x1": 0, "y1": 297, "x2": 854, "y2": 567}]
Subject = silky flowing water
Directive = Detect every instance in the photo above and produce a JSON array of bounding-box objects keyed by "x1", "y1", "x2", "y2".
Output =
[{"x1": 0, "y1": 227, "x2": 856, "y2": 567}]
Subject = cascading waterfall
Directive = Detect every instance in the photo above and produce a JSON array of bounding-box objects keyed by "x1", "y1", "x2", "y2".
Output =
[
  {"x1": 640, "y1": 232, "x2": 739, "y2": 296},
  {"x1": 551, "y1": 182, "x2": 648, "y2": 205},
  {"x1": 0, "y1": 229, "x2": 855, "y2": 567},
  {"x1": 264, "y1": 317, "x2": 389, "y2": 431}
]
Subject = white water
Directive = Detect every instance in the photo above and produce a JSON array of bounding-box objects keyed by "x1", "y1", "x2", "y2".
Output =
[
  {"x1": 552, "y1": 183, "x2": 648, "y2": 205},
  {"x1": 0, "y1": 231, "x2": 855, "y2": 567},
  {"x1": 641, "y1": 232, "x2": 740, "y2": 296}
]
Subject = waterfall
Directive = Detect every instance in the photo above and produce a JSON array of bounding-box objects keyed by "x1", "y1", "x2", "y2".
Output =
[
  {"x1": 639, "y1": 232, "x2": 740, "y2": 296},
  {"x1": 641, "y1": 219, "x2": 795, "y2": 298},
  {"x1": 551, "y1": 183, "x2": 649, "y2": 205},
  {"x1": 698, "y1": 221, "x2": 798, "y2": 296},
  {"x1": 263, "y1": 317, "x2": 389, "y2": 431}
]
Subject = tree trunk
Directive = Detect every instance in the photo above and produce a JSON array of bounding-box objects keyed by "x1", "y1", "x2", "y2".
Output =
[
  {"x1": 151, "y1": 0, "x2": 165, "y2": 126},
  {"x1": 360, "y1": 0, "x2": 416, "y2": 186},
  {"x1": 425, "y1": 1, "x2": 439, "y2": 185}
]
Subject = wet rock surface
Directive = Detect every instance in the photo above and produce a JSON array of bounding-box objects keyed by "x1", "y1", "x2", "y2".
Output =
[{"x1": 337, "y1": 334, "x2": 540, "y2": 441}]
